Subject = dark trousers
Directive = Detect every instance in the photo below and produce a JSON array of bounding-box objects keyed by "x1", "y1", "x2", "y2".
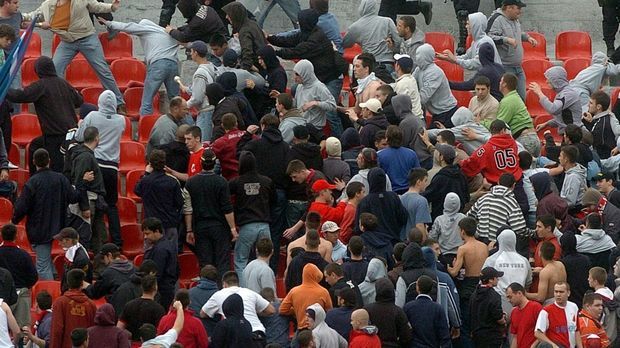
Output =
[
  {"x1": 159, "y1": 0, "x2": 179, "y2": 27},
  {"x1": 0, "y1": 101, "x2": 11, "y2": 152},
  {"x1": 29, "y1": 134, "x2": 65, "y2": 175},
  {"x1": 100, "y1": 166, "x2": 122, "y2": 247},
  {"x1": 159, "y1": 287, "x2": 175, "y2": 311},
  {"x1": 603, "y1": 0, "x2": 620, "y2": 47},
  {"x1": 379, "y1": 0, "x2": 420, "y2": 23},
  {"x1": 430, "y1": 106, "x2": 458, "y2": 129},
  {"x1": 269, "y1": 189, "x2": 287, "y2": 272},
  {"x1": 195, "y1": 223, "x2": 231, "y2": 277}
]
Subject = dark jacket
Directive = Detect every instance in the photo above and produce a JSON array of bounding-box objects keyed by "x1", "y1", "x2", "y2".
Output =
[
  {"x1": 343, "y1": 259, "x2": 369, "y2": 286},
  {"x1": 560, "y1": 233, "x2": 591, "y2": 308},
  {"x1": 399, "y1": 243, "x2": 438, "y2": 303},
  {"x1": 423, "y1": 164, "x2": 470, "y2": 221},
  {"x1": 206, "y1": 82, "x2": 244, "y2": 141},
  {"x1": 583, "y1": 111, "x2": 617, "y2": 159},
  {"x1": 268, "y1": 9, "x2": 342, "y2": 83},
  {"x1": 170, "y1": 4, "x2": 228, "y2": 43},
  {"x1": 87, "y1": 304, "x2": 131, "y2": 348},
  {"x1": 359, "y1": 114, "x2": 389, "y2": 149},
  {"x1": 229, "y1": 152, "x2": 276, "y2": 225},
  {"x1": 211, "y1": 293, "x2": 254, "y2": 347},
  {"x1": 382, "y1": 92, "x2": 400, "y2": 125},
  {"x1": 341, "y1": 128, "x2": 362, "y2": 176},
  {"x1": 404, "y1": 294, "x2": 451, "y2": 348},
  {"x1": 144, "y1": 238, "x2": 179, "y2": 291},
  {"x1": 61, "y1": 244, "x2": 92, "y2": 293},
  {"x1": 217, "y1": 72, "x2": 257, "y2": 126},
  {"x1": 186, "y1": 171, "x2": 234, "y2": 229},
  {"x1": 469, "y1": 285, "x2": 505, "y2": 345},
  {"x1": 135, "y1": 171, "x2": 184, "y2": 229},
  {"x1": 157, "y1": 140, "x2": 190, "y2": 176},
  {"x1": 355, "y1": 168, "x2": 407, "y2": 244},
  {"x1": 325, "y1": 306, "x2": 354, "y2": 342},
  {"x1": 531, "y1": 172, "x2": 576, "y2": 233},
  {"x1": 7, "y1": 56, "x2": 81, "y2": 135},
  {"x1": 188, "y1": 277, "x2": 219, "y2": 335},
  {"x1": 108, "y1": 273, "x2": 143, "y2": 317},
  {"x1": 251, "y1": 45, "x2": 287, "y2": 116},
  {"x1": 285, "y1": 251, "x2": 329, "y2": 292},
  {"x1": 12, "y1": 168, "x2": 84, "y2": 245},
  {"x1": 329, "y1": 277, "x2": 363, "y2": 308},
  {"x1": 241, "y1": 126, "x2": 291, "y2": 190},
  {"x1": 0, "y1": 242, "x2": 38, "y2": 289},
  {"x1": 67, "y1": 144, "x2": 106, "y2": 210},
  {"x1": 288, "y1": 142, "x2": 323, "y2": 172},
  {"x1": 85, "y1": 259, "x2": 135, "y2": 301},
  {"x1": 450, "y1": 43, "x2": 504, "y2": 101},
  {"x1": 0, "y1": 267, "x2": 17, "y2": 306},
  {"x1": 221, "y1": 2, "x2": 266, "y2": 71},
  {"x1": 364, "y1": 278, "x2": 412, "y2": 348}
]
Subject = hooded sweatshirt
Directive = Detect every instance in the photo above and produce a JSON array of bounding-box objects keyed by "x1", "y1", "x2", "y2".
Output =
[
  {"x1": 254, "y1": 45, "x2": 287, "y2": 113},
  {"x1": 229, "y1": 151, "x2": 276, "y2": 226},
  {"x1": 428, "y1": 107, "x2": 491, "y2": 155},
  {"x1": 358, "y1": 258, "x2": 388, "y2": 305},
  {"x1": 211, "y1": 293, "x2": 254, "y2": 347},
  {"x1": 307, "y1": 303, "x2": 348, "y2": 348},
  {"x1": 217, "y1": 72, "x2": 257, "y2": 126},
  {"x1": 363, "y1": 278, "x2": 412, "y2": 347},
  {"x1": 355, "y1": 168, "x2": 407, "y2": 244},
  {"x1": 279, "y1": 109, "x2": 307, "y2": 144},
  {"x1": 483, "y1": 229, "x2": 532, "y2": 313},
  {"x1": 530, "y1": 172, "x2": 576, "y2": 233},
  {"x1": 394, "y1": 94, "x2": 430, "y2": 160},
  {"x1": 395, "y1": 243, "x2": 437, "y2": 307},
  {"x1": 468, "y1": 185, "x2": 527, "y2": 241},
  {"x1": 342, "y1": 0, "x2": 400, "y2": 63},
  {"x1": 280, "y1": 264, "x2": 332, "y2": 329},
  {"x1": 399, "y1": 28, "x2": 425, "y2": 68},
  {"x1": 349, "y1": 325, "x2": 381, "y2": 348},
  {"x1": 242, "y1": 126, "x2": 290, "y2": 190},
  {"x1": 87, "y1": 304, "x2": 130, "y2": 348},
  {"x1": 470, "y1": 284, "x2": 504, "y2": 344},
  {"x1": 169, "y1": 3, "x2": 228, "y2": 44},
  {"x1": 75, "y1": 90, "x2": 125, "y2": 165},
  {"x1": 422, "y1": 164, "x2": 470, "y2": 221},
  {"x1": 422, "y1": 247, "x2": 461, "y2": 330},
  {"x1": 85, "y1": 258, "x2": 135, "y2": 301},
  {"x1": 555, "y1": 228, "x2": 616, "y2": 254},
  {"x1": 51, "y1": 289, "x2": 97, "y2": 348},
  {"x1": 541, "y1": 66, "x2": 583, "y2": 130},
  {"x1": 450, "y1": 43, "x2": 504, "y2": 101},
  {"x1": 571, "y1": 51, "x2": 620, "y2": 107},
  {"x1": 559, "y1": 232, "x2": 591, "y2": 308},
  {"x1": 414, "y1": 44, "x2": 458, "y2": 115},
  {"x1": 487, "y1": 7, "x2": 529, "y2": 67},
  {"x1": 221, "y1": 2, "x2": 266, "y2": 71},
  {"x1": 561, "y1": 163, "x2": 587, "y2": 206},
  {"x1": 456, "y1": 12, "x2": 502, "y2": 71},
  {"x1": 341, "y1": 167, "x2": 393, "y2": 201},
  {"x1": 105, "y1": 19, "x2": 179, "y2": 65},
  {"x1": 430, "y1": 193, "x2": 465, "y2": 255},
  {"x1": 293, "y1": 60, "x2": 336, "y2": 129}
]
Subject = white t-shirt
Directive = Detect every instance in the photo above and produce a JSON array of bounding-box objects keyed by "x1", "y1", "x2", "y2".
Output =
[
  {"x1": 141, "y1": 329, "x2": 178, "y2": 348},
  {"x1": 201, "y1": 286, "x2": 270, "y2": 333},
  {"x1": 535, "y1": 301, "x2": 579, "y2": 348}
]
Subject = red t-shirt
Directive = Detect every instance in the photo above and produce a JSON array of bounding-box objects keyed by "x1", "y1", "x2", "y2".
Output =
[
  {"x1": 187, "y1": 147, "x2": 205, "y2": 178},
  {"x1": 535, "y1": 302, "x2": 580, "y2": 348},
  {"x1": 510, "y1": 300, "x2": 543, "y2": 348},
  {"x1": 533, "y1": 236, "x2": 562, "y2": 268}
]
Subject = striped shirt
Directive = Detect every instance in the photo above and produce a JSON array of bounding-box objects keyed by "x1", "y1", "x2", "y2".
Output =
[{"x1": 467, "y1": 185, "x2": 527, "y2": 241}]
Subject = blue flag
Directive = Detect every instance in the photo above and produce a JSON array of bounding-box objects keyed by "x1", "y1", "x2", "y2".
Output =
[{"x1": 0, "y1": 18, "x2": 37, "y2": 104}]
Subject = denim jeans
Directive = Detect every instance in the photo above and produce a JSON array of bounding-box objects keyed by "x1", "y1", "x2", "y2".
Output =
[
  {"x1": 235, "y1": 222, "x2": 271, "y2": 286},
  {"x1": 256, "y1": 0, "x2": 301, "y2": 28},
  {"x1": 504, "y1": 65, "x2": 526, "y2": 100},
  {"x1": 141, "y1": 58, "x2": 180, "y2": 116},
  {"x1": 195, "y1": 109, "x2": 214, "y2": 142},
  {"x1": 53, "y1": 33, "x2": 124, "y2": 105},
  {"x1": 32, "y1": 243, "x2": 54, "y2": 280},
  {"x1": 516, "y1": 131, "x2": 541, "y2": 158},
  {"x1": 325, "y1": 78, "x2": 344, "y2": 138}
]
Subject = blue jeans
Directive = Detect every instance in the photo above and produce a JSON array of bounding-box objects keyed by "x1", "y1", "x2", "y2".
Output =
[
  {"x1": 53, "y1": 33, "x2": 124, "y2": 105},
  {"x1": 195, "y1": 109, "x2": 214, "y2": 142},
  {"x1": 141, "y1": 58, "x2": 179, "y2": 116},
  {"x1": 32, "y1": 243, "x2": 54, "y2": 280},
  {"x1": 504, "y1": 65, "x2": 526, "y2": 100},
  {"x1": 235, "y1": 222, "x2": 271, "y2": 286},
  {"x1": 257, "y1": 0, "x2": 301, "y2": 28},
  {"x1": 325, "y1": 78, "x2": 344, "y2": 138}
]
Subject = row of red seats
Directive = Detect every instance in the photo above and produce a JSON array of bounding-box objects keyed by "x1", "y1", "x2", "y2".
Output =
[{"x1": 25, "y1": 32, "x2": 133, "y2": 63}]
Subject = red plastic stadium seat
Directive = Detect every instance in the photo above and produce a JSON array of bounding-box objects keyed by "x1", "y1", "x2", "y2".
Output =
[
  {"x1": 611, "y1": 87, "x2": 620, "y2": 110},
  {"x1": 525, "y1": 88, "x2": 556, "y2": 118},
  {"x1": 66, "y1": 59, "x2": 101, "y2": 90},
  {"x1": 31, "y1": 281, "x2": 61, "y2": 306},
  {"x1": 555, "y1": 31, "x2": 592, "y2": 61},
  {"x1": 53, "y1": 254, "x2": 65, "y2": 280},
  {"x1": 138, "y1": 115, "x2": 160, "y2": 144},
  {"x1": 117, "y1": 197, "x2": 138, "y2": 225},
  {"x1": 11, "y1": 113, "x2": 41, "y2": 147},
  {"x1": 21, "y1": 57, "x2": 37, "y2": 87},
  {"x1": 124, "y1": 169, "x2": 144, "y2": 203},
  {"x1": 178, "y1": 253, "x2": 200, "y2": 288},
  {"x1": 23, "y1": 31, "x2": 41, "y2": 60},
  {"x1": 8, "y1": 143, "x2": 19, "y2": 167},
  {"x1": 435, "y1": 60, "x2": 464, "y2": 81},
  {"x1": 9, "y1": 169, "x2": 30, "y2": 194},
  {"x1": 522, "y1": 59, "x2": 554, "y2": 87},
  {"x1": 425, "y1": 32, "x2": 455, "y2": 53},
  {"x1": 343, "y1": 44, "x2": 362, "y2": 64},
  {"x1": 123, "y1": 87, "x2": 160, "y2": 120},
  {"x1": 52, "y1": 34, "x2": 85, "y2": 60},
  {"x1": 99, "y1": 32, "x2": 134, "y2": 63},
  {"x1": 133, "y1": 254, "x2": 144, "y2": 267},
  {"x1": 523, "y1": 31, "x2": 548, "y2": 61},
  {"x1": 451, "y1": 90, "x2": 473, "y2": 108},
  {"x1": 14, "y1": 225, "x2": 32, "y2": 254},
  {"x1": 119, "y1": 141, "x2": 145, "y2": 175},
  {"x1": 0, "y1": 198, "x2": 12, "y2": 224},
  {"x1": 80, "y1": 87, "x2": 104, "y2": 106},
  {"x1": 564, "y1": 57, "x2": 591, "y2": 80},
  {"x1": 111, "y1": 58, "x2": 146, "y2": 92},
  {"x1": 121, "y1": 223, "x2": 144, "y2": 259},
  {"x1": 121, "y1": 116, "x2": 133, "y2": 141},
  {"x1": 276, "y1": 277, "x2": 286, "y2": 298}
]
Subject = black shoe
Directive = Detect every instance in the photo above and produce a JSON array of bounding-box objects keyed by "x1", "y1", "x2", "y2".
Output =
[
  {"x1": 456, "y1": 46, "x2": 466, "y2": 55},
  {"x1": 419, "y1": 1, "x2": 433, "y2": 25}
]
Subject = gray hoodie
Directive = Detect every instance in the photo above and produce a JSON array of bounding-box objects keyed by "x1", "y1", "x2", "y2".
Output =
[
  {"x1": 187, "y1": 63, "x2": 215, "y2": 111},
  {"x1": 429, "y1": 193, "x2": 465, "y2": 255},
  {"x1": 342, "y1": 0, "x2": 400, "y2": 63},
  {"x1": 340, "y1": 168, "x2": 393, "y2": 202},
  {"x1": 307, "y1": 303, "x2": 348, "y2": 348},
  {"x1": 428, "y1": 107, "x2": 491, "y2": 155},
  {"x1": 358, "y1": 258, "x2": 388, "y2": 306},
  {"x1": 75, "y1": 90, "x2": 125, "y2": 164},
  {"x1": 399, "y1": 28, "x2": 425, "y2": 70},
  {"x1": 570, "y1": 51, "x2": 620, "y2": 108},
  {"x1": 414, "y1": 44, "x2": 458, "y2": 115},
  {"x1": 394, "y1": 94, "x2": 431, "y2": 162},
  {"x1": 214, "y1": 65, "x2": 266, "y2": 92},
  {"x1": 456, "y1": 13, "x2": 502, "y2": 71},
  {"x1": 487, "y1": 8, "x2": 529, "y2": 67},
  {"x1": 541, "y1": 66, "x2": 583, "y2": 129},
  {"x1": 554, "y1": 228, "x2": 616, "y2": 254},
  {"x1": 106, "y1": 19, "x2": 179, "y2": 65},
  {"x1": 279, "y1": 109, "x2": 307, "y2": 144},
  {"x1": 561, "y1": 163, "x2": 587, "y2": 206},
  {"x1": 293, "y1": 60, "x2": 336, "y2": 129}
]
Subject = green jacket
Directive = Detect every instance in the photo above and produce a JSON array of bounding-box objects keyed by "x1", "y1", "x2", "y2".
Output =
[{"x1": 496, "y1": 90, "x2": 533, "y2": 135}]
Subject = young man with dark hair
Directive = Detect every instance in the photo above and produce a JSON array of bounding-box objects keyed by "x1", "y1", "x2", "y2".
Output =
[
  {"x1": 578, "y1": 292, "x2": 610, "y2": 348},
  {"x1": 470, "y1": 267, "x2": 507, "y2": 347},
  {"x1": 400, "y1": 168, "x2": 431, "y2": 240},
  {"x1": 325, "y1": 286, "x2": 358, "y2": 340},
  {"x1": 596, "y1": 172, "x2": 620, "y2": 208},
  {"x1": 323, "y1": 262, "x2": 362, "y2": 308},
  {"x1": 343, "y1": 236, "x2": 369, "y2": 286},
  {"x1": 377, "y1": 125, "x2": 420, "y2": 193},
  {"x1": 507, "y1": 282, "x2": 542, "y2": 348},
  {"x1": 55, "y1": 227, "x2": 91, "y2": 293},
  {"x1": 286, "y1": 230, "x2": 329, "y2": 292},
  {"x1": 84, "y1": 243, "x2": 134, "y2": 303},
  {"x1": 168, "y1": 126, "x2": 204, "y2": 182},
  {"x1": 393, "y1": 15, "x2": 424, "y2": 64},
  {"x1": 527, "y1": 241, "x2": 567, "y2": 304},
  {"x1": 583, "y1": 90, "x2": 618, "y2": 159},
  {"x1": 70, "y1": 328, "x2": 89, "y2": 348},
  {"x1": 142, "y1": 217, "x2": 179, "y2": 310},
  {"x1": 559, "y1": 144, "x2": 587, "y2": 208},
  {"x1": 403, "y1": 274, "x2": 449, "y2": 347},
  {"x1": 156, "y1": 289, "x2": 208, "y2": 348},
  {"x1": 535, "y1": 282, "x2": 582, "y2": 348},
  {"x1": 118, "y1": 274, "x2": 166, "y2": 341},
  {"x1": 340, "y1": 181, "x2": 365, "y2": 244},
  {"x1": 188, "y1": 264, "x2": 218, "y2": 335},
  {"x1": 276, "y1": 92, "x2": 306, "y2": 144},
  {"x1": 469, "y1": 75, "x2": 500, "y2": 124},
  {"x1": 22, "y1": 290, "x2": 53, "y2": 348},
  {"x1": 208, "y1": 33, "x2": 228, "y2": 65},
  {"x1": 242, "y1": 238, "x2": 276, "y2": 293}
]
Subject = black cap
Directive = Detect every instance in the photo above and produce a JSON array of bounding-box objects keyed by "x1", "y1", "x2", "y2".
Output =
[
  {"x1": 480, "y1": 267, "x2": 504, "y2": 281},
  {"x1": 189, "y1": 40, "x2": 209, "y2": 56},
  {"x1": 596, "y1": 172, "x2": 615, "y2": 182},
  {"x1": 222, "y1": 49, "x2": 239, "y2": 68},
  {"x1": 100, "y1": 243, "x2": 120, "y2": 255},
  {"x1": 502, "y1": 0, "x2": 526, "y2": 7},
  {"x1": 53, "y1": 227, "x2": 78, "y2": 240}
]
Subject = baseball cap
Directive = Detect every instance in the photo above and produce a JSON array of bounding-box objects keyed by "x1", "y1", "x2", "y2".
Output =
[
  {"x1": 100, "y1": 243, "x2": 120, "y2": 255},
  {"x1": 189, "y1": 40, "x2": 209, "y2": 56},
  {"x1": 201, "y1": 148, "x2": 217, "y2": 163},
  {"x1": 222, "y1": 49, "x2": 239, "y2": 68},
  {"x1": 435, "y1": 144, "x2": 456, "y2": 162},
  {"x1": 54, "y1": 227, "x2": 78, "y2": 240},
  {"x1": 359, "y1": 98, "x2": 382, "y2": 113},
  {"x1": 312, "y1": 179, "x2": 336, "y2": 193},
  {"x1": 502, "y1": 0, "x2": 526, "y2": 7},
  {"x1": 321, "y1": 221, "x2": 340, "y2": 233},
  {"x1": 480, "y1": 266, "x2": 504, "y2": 281},
  {"x1": 394, "y1": 54, "x2": 414, "y2": 71},
  {"x1": 595, "y1": 172, "x2": 615, "y2": 182}
]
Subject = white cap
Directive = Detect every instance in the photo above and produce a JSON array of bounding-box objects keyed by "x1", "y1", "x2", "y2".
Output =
[
  {"x1": 321, "y1": 221, "x2": 340, "y2": 233},
  {"x1": 359, "y1": 98, "x2": 382, "y2": 113}
]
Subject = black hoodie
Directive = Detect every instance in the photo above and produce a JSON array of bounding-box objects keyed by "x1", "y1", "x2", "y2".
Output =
[
  {"x1": 450, "y1": 43, "x2": 504, "y2": 101},
  {"x1": 359, "y1": 114, "x2": 389, "y2": 149},
  {"x1": 85, "y1": 259, "x2": 136, "y2": 301},
  {"x1": 171, "y1": 3, "x2": 228, "y2": 43},
  {"x1": 530, "y1": 172, "x2": 575, "y2": 233},
  {"x1": 560, "y1": 232, "x2": 591, "y2": 308},
  {"x1": 288, "y1": 141, "x2": 323, "y2": 172},
  {"x1": 212, "y1": 293, "x2": 254, "y2": 347},
  {"x1": 229, "y1": 152, "x2": 276, "y2": 225},
  {"x1": 355, "y1": 168, "x2": 407, "y2": 244},
  {"x1": 250, "y1": 45, "x2": 287, "y2": 116},
  {"x1": 206, "y1": 82, "x2": 244, "y2": 141},
  {"x1": 66, "y1": 144, "x2": 106, "y2": 210},
  {"x1": 364, "y1": 278, "x2": 412, "y2": 347},
  {"x1": 469, "y1": 284, "x2": 504, "y2": 345},
  {"x1": 221, "y1": 2, "x2": 266, "y2": 71},
  {"x1": 216, "y1": 72, "x2": 257, "y2": 126},
  {"x1": 422, "y1": 164, "x2": 469, "y2": 221},
  {"x1": 241, "y1": 126, "x2": 291, "y2": 190},
  {"x1": 7, "y1": 56, "x2": 81, "y2": 135},
  {"x1": 398, "y1": 243, "x2": 438, "y2": 303},
  {"x1": 340, "y1": 128, "x2": 362, "y2": 176}
]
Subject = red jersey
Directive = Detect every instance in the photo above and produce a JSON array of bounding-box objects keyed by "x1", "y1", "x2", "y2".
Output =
[
  {"x1": 510, "y1": 300, "x2": 542, "y2": 348},
  {"x1": 535, "y1": 302, "x2": 580, "y2": 348},
  {"x1": 308, "y1": 200, "x2": 347, "y2": 228},
  {"x1": 211, "y1": 129, "x2": 245, "y2": 181},
  {"x1": 187, "y1": 147, "x2": 205, "y2": 178},
  {"x1": 460, "y1": 133, "x2": 523, "y2": 184}
]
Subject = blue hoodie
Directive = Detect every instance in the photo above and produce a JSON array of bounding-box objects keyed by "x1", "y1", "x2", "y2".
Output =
[
  {"x1": 422, "y1": 246, "x2": 461, "y2": 329},
  {"x1": 450, "y1": 42, "x2": 504, "y2": 101},
  {"x1": 188, "y1": 278, "x2": 219, "y2": 334}
]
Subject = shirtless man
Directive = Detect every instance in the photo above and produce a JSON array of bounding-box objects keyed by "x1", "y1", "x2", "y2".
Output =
[
  {"x1": 526, "y1": 241, "x2": 567, "y2": 305},
  {"x1": 287, "y1": 211, "x2": 333, "y2": 265},
  {"x1": 448, "y1": 217, "x2": 488, "y2": 304}
]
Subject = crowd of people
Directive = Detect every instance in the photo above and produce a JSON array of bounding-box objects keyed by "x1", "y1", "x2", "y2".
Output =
[{"x1": 0, "y1": 0, "x2": 620, "y2": 347}]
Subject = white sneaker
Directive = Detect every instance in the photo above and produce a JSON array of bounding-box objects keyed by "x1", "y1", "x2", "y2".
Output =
[{"x1": 7, "y1": 161, "x2": 17, "y2": 169}]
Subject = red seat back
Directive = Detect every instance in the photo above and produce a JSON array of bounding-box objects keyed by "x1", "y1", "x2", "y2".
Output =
[
  {"x1": 425, "y1": 32, "x2": 455, "y2": 53},
  {"x1": 123, "y1": 87, "x2": 160, "y2": 120},
  {"x1": 117, "y1": 197, "x2": 138, "y2": 225},
  {"x1": 343, "y1": 44, "x2": 362, "y2": 64},
  {"x1": 178, "y1": 253, "x2": 200, "y2": 287},
  {"x1": 31, "y1": 280, "x2": 61, "y2": 305},
  {"x1": 9, "y1": 169, "x2": 30, "y2": 194},
  {"x1": 436, "y1": 60, "x2": 464, "y2": 81},
  {"x1": 121, "y1": 223, "x2": 144, "y2": 259},
  {"x1": 66, "y1": 59, "x2": 101, "y2": 90},
  {"x1": 99, "y1": 32, "x2": 134, "y2": 62},
  {"x1": 21, "y1": 58, "x2": 38, "y2": 87},
  {"x1": 80, "y1": 87, "x2": 104, "y2": 105},
  {"x1": 111, "y1": 58, "x2": 146, "y2": 91},
  {"x1": 555, "y1": 31, "x2": 592, "y2": 61},
  {"x1": 119, "y1": 142, "x2": 145, "y2": 175},
  {"x1": 11, "y1": 113, "x2": 41, "y2": 147},
  {"x1": 23, "y1": 31, "x2": 41, "y2": 59},
  {"x1": 138, "y1": 115, "x2": 160, "y2": 144},
  {"x1": 451, "y1": 90, "x2": 473, "y2": 108},
  {"x1": 522, "y1": 59, "x2": 554, "y2": 86},
  {"x1": 525, "y1": 88, "x2": 556, "y2": 118},
  {"x1": 523, "y1": 31, "x2": 548, "y2": 61},
  {"x1": 564, "y1": 57, "x2": 591, "y2": 80},
  {"x1": 125, "y1": 169, "x2": 145, "y2": 202},
  {"x1": 0, "y1": 198, "x2": 12, "y2": 225},
  {"x1": 8, "y1": 142, "x2": 19, "y2": 167}
]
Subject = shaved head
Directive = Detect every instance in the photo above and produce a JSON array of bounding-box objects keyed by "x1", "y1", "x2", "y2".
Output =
[
  {"x1": 351, "y1": 309, "x2": 370, "y2": 330},
  {"x1": 176, "y1": 124, "x2": 190, "y2": 141}
]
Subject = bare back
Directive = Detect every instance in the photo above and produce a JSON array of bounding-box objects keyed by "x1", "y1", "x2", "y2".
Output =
[
  {"x1": 462, "y1": 240, "x2": 489, "y2": 277},
  {"x1": 286, "y1": 236, "x2": 333, "y2": 265},
  {"x1": 539, "y1": 261, "x2": 567, "y2": 301}
]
